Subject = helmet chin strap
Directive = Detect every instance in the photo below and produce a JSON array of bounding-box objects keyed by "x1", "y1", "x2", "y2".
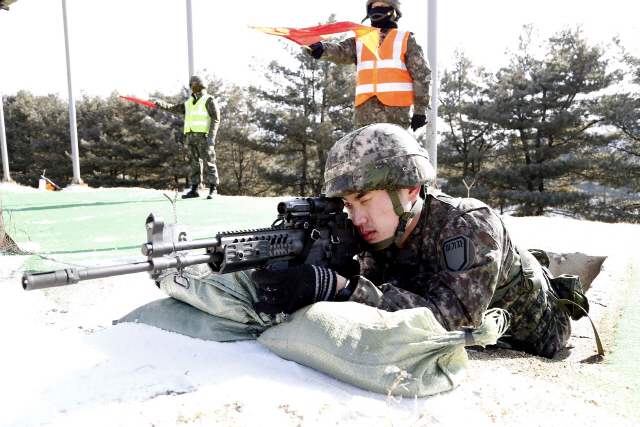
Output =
[{"x1": 369, "y1": 189, "x2": 424, "y2": 251}]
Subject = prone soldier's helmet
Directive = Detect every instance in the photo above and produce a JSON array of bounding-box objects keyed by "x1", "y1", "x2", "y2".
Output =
[
  {"x1": 323, "y1": 123, "x2": 435, "y2": 249},
  {"x1": 189, "y1": 75, "x2": 205, "y2": 86},
  {"x1": 362, "y1": 0, "x2": 403, "y2": 23},
  {"x1": 324, "y1": 123, "x2": 434, "y2": 197}
]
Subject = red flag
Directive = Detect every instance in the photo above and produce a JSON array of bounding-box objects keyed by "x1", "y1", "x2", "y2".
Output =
[
  {"x1": 119, "y1": 95, "x2": 157, "y2": 109},
  {"x1": 250, "y1": 21, "x2": 380, "y2": 55}
]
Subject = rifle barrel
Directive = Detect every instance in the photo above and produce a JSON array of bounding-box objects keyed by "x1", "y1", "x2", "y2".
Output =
[{"x1": 22, "y1": 253, "x2": 222, "y2": 291}]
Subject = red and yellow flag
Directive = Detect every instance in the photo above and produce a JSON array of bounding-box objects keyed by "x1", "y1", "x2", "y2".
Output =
[
  {"x1": 119, "y1": 95, "x2": 157, "y2": 109},
  {"x1": 250, "y1": 21, "x2": 380, "y2": 55}
]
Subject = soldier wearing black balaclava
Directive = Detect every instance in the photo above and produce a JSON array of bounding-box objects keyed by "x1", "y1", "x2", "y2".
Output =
[{"x1": 307, "y1": 0, "x2": 431, "y2": 132}]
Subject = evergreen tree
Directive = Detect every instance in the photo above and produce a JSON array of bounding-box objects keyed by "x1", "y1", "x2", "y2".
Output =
[
  {"x1": 476, "y1": 26, "x2": 620, "y2": 216},
  {"x1": 437, "y1": 50, "x2": 504, "y2": 201},
  {"x1": 77, "y1": 92, "x2": 189, "y2": 189},
  {"x1": 594, "y1": 53, "x2": 640, "y2": 190},
  {"x1": 214, "y1": 82, "x2": 272, "y2": 196},
  {"x1": 2, "y1": 91, "x2": 71, "y2": 186},
  {"x1": 251, "y1": 18, "x2": 355, "y2": 197},
  {"x1": 586, "y1": 52, "x2": 640, "y2": 221}
]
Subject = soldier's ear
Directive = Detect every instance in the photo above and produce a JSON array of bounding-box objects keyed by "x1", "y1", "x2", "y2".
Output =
[{"x1": 407, "y1": 186, "x2": 421, "y2": 201}]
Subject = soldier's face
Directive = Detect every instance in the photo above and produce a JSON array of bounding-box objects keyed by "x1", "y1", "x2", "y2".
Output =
[
  {"x1": 190, "y1": 83, "x2": 204, "y2": 93},
  {"x1": 342, "y1": 188, "x2": 416, "y2": 246}
]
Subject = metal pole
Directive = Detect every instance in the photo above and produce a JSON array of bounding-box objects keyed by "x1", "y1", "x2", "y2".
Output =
[
  {"x1": 0, "y1": 91, "x2": 13, "y2": 182},
  {"x1": 61, "y1": 0, "x2": 83, "y2": 185},
  {"x1": 186, "y1": 0, "x2": 195, "y2": 78},
  {"x1": 426, "y1": 0, "x2": 438, "y2": 175}
]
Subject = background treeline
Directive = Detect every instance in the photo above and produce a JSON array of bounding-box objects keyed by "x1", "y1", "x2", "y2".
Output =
[{"x1": 2, "y1": 25, "x2": 639, "y2": 223}]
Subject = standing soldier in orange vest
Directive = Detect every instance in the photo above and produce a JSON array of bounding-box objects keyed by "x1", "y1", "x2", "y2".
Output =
[
  {"x1": 307, "y1": 0, "x2": 431, "y2": 132},
  {"x1": 155, "y1": 75, "x2": 221, "y2": 199}
]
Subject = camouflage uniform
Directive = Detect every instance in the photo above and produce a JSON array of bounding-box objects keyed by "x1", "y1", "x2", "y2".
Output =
[
  {"x1": 320, "y1": 27, "x2": 432, "y2": 129},
  {"x1": 324, "y1": 123, "x2": 571, "y2": 358},
  {"x1": 156, "y1": 90, "x2": 220, "y2": 186}
]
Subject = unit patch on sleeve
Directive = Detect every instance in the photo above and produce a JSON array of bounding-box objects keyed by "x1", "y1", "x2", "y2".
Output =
[{"x1": 442, "y1": 235, "x2": 475, "y2": 272}]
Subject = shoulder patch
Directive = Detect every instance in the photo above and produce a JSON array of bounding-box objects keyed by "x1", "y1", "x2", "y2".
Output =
[{"x1": 442, "y1": 235, "x2": 475, "y2": 272}]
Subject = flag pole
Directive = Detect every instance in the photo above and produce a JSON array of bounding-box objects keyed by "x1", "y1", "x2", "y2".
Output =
[
  {"x1": 186, "y1": 0, "x2": 195, "y2": 78},
  {"x1": 426, "y1": 0, "x2": 438, "y2": 176},
  {"x1": 0, "y1": 90, "x2": 12, "y2": 183},
  {"x1": 61, "y1": 0, "x2": 84, "y2": 186}
]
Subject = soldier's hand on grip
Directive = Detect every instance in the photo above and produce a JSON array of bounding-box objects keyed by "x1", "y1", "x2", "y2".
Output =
[{"x1": 252, "y1": 264, "x2": 337, "y2": 314}]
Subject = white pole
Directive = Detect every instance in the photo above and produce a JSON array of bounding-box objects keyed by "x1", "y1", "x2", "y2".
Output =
[
  {"x1": 0, "y1": 91, "x2": 12, "y2": 183},
  {"x1": 186, "y1": 0, "x2": 195, "y2": 78},
  {"x1": 61, "y1": 0, "x2": 83, "y2": 185},
  {"x1": 426, "y1": 0, "x2": 438, "y2": 175}
]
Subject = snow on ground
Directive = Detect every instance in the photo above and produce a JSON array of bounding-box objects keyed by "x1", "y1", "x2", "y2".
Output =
[{"x1": 1, "y1": 183, "x2": 639, "y2": 426}]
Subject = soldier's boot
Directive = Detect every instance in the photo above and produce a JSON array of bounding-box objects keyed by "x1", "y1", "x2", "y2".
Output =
[
  {"x1": 207, "y1": 184, "x2": 217, "y2": 200},
  {"x1": 182, "y1": 185, "x2": 200, "y2": 199}
]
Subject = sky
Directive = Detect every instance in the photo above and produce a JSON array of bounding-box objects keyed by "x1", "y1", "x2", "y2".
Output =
[{"x1": 1, "y1": 0, "x2": 639, "y2": 100}]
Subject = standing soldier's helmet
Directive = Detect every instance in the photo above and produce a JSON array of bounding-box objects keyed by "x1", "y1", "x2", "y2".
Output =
[
  {"x1": 323, "y1": 123, "x2": 435, "y2": 250},
  {"x1": 362, "y1": 0, "x2": 403, "y2": 23},
  {"x1": 189, "y1": 75, "x2": 205, "y2": 86}
]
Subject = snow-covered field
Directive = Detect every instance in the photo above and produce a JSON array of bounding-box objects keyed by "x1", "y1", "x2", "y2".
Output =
[{"x1": 1, "y1": 183, "x2": 639, "y2": 426}]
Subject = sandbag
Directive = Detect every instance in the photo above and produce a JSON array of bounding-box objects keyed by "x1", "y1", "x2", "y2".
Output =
[
  {"x1": 116, "y1": 265, "x2": 509, "y2": 396},
  {"x1": 115, "y1": 265, "x2": 287, "y2": 341},
  {"x1": 258, "y1": 302, "x2": 509, "y2": 397},
  {"x1": 114, "y1": 297, "x2": 265, "y2": 341}
]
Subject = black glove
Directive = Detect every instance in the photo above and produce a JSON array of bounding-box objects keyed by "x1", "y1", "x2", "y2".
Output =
[
  {"x1": 252, "y1": 264, "x2": 337, "y2": 314},
  {"x1": 411, "y1": 114, "x2": 427, "y2": 131},
  {"x1": 307, "y1": 42, "x2": 324, "y2": 60}
]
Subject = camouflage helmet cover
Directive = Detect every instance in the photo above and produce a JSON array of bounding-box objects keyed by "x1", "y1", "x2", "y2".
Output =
[
  {"x1": 189, "y1": 75, "x2": 205, "y2": 86},
  {"x1": 365, "y1": 0, "x2": 403, "y2": 17},
  {"x1": 323, "y1": 123, "x2": 435, "y2": 197}
]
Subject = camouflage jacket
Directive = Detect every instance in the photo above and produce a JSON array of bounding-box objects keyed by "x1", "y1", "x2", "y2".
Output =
[
  {"x1": 320, "y1": 27, "x2": 432, "y2": 115},
  {"x1": 156, "y1": 90, "x2": 221, "y2": 139},
  {"x1": 349, "y1": 188, "x2": 571, "y2": 357}
]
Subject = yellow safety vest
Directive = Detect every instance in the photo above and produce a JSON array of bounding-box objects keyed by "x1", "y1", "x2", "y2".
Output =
[{"x1": 184, "y1": 94, "x2": 212, "y2": 134}]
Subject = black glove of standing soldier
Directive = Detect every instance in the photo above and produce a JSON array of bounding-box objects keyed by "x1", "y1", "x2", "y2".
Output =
[
  {"x1": 252, "y1": 264, "x2": 337, "y2": 314},
  {"x1": 307, "y1": 42, "x2": 324, "y2": 59},
  {"x1": 411, "y1": 114, "x2": 427, "y2": 131}
]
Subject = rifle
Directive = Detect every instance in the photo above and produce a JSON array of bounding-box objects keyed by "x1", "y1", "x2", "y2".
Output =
[{"x1": 22, "y1": 195, "x2": 360, "y2": 291}]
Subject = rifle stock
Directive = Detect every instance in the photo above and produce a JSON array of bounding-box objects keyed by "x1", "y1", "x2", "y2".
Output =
[{"x1": 22, "y1": 195, "x2": 360, "y2": 291}]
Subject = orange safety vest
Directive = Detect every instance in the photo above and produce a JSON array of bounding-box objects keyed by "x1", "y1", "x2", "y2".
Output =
[{"x1": 355, "y1": 29, "x2": 414, "y2": 107}]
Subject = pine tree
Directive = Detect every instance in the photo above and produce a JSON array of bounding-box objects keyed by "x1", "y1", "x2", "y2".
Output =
[
  {"x1": 585, "y1": 52, "x2": 640, "y2": 221},
  {"x1": 2, "y1": 91, "x2": 72, "y2": 186},
  {"x1": 476, "y1": 26, "x2": 620, "y2": 216},
  {"x1": 214, "y1": 82, "x2": 272, "y2": 196},
  {"x1": 251, "y1": 18, "x2": 355, "y2": 197},
  {"x1": 437, "y1": 50, "x2": 504, "y2": 201}
]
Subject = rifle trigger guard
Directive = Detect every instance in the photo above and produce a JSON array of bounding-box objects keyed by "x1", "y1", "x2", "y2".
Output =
[{"x1": 310, "y1": 229, "x2": 321, "y2": 241}]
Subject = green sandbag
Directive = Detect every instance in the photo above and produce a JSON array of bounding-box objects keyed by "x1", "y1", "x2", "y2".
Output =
[
  {"x1": 116, "y1": 264, "x2": 509, "y2": 397},
  {"x1": 114, "y1": 297, "x2": 264, "y2": 341},
  {"x1": 258, "y1": 302, "x2": 509, "y2": 397},
  {"x1": 115, "y1": 265, "x2": 286, "y2": 341}
]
